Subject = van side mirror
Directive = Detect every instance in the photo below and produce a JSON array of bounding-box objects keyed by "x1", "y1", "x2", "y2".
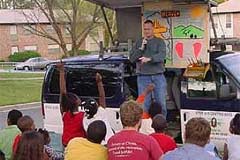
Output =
[{"x1": 219, "y1": 84, "x2": 231, "y2": 99}]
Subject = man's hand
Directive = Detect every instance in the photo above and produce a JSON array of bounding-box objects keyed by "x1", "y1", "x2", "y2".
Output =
[
  {"x1": 96, "y1": 73, "x2": 102, "y2": 83},
  {"x1": 139, "y1": 57, "x2": 151, "y2": 63}
]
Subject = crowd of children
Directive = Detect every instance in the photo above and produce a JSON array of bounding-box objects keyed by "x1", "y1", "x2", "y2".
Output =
[{"x1": 0, "y1": 63, "x2": 240, "y2": 160}]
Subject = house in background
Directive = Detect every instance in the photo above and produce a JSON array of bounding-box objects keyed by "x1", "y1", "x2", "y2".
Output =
[
  {"x1": 0, "y1": 9, "x2": 103, "y2": 60},
  {"x1": 211, "y1": 0, "x2": 240, "y2": 51}
]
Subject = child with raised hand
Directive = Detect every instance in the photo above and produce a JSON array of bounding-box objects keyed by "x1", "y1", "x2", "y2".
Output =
[
  {"x1": 82, "y1": 73, "x2": 114, "y2": 145},
  {"x1": 223, "y1": 113, "x2": 240, "y2": 160},
  {"x1": 57, "y1": 62, "x2": 85, "y2": 147}
]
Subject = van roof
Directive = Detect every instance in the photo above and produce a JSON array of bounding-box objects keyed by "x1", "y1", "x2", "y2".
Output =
[
  {"x1": 86, "y1": 0, "x2": 217, "y2": 9},
  {"x1": 61, "y1": 53, "x2": 129, "y2": 63}
]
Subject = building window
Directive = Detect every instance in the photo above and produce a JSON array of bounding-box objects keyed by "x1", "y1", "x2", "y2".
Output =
[
  {"x1": 226, "y1": 14, "x2": 232, "y2": 28},
  {"x1": 66, "y1": 44, "x2": 72, "y2": 51},
  {"x1": 46, "y1": 25, "x2": 55, "y2": 33},
  {"x1": 48, "y1": 44, "x2": 60, "y2": 54},
  {"x1": 24, "y1": 45, "x2": 37, "y2": 51},
  {"x1": 11, "y1": 46, "x2": 19, "y2": 55},
  {"x1": 10, "y1": 25, "x2": 17, "y2": 35},
  {"x1": 23, "y1": 25, "x2": 36, "y2": 35}
]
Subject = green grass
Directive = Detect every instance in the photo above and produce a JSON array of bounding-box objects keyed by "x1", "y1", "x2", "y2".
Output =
[
  {"x1": 0, "y1": 79, "x2": 43, "y2": 106},
  {"x1": 0, "y1": 72, "x2": 44, "y2": 79},
  {"x1": 0, "y1": 65, "x2": 14, "y2": 70}
]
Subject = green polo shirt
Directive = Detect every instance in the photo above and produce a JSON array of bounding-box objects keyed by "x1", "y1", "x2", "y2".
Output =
[{"x1": 0, "y1": 125, "x2": 20, "y2": 160}]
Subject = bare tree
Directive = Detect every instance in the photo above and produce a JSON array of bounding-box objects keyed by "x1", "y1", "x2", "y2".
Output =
[{"x1": 23, "y1": 0, "x2": 102, "y2": 57}]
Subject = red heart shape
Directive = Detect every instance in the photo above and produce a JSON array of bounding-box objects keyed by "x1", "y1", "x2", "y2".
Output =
[
  {"x1": 175, "y1": 42, "x2": 183, "y2": 58},
  {"x1": 193, "y1": 42, "x2": 202, "y2": 58}
]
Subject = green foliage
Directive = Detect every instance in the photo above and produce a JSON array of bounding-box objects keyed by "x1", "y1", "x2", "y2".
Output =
[
  {"x1": 8, "y1": 51, "x2": 41, "y2": 62},
  {"x1": 0, "y1": 59, "x2": 4, "y2": 62},
  {"x1": 214, "y1": 0, "x2": 226, "y2": 3}
]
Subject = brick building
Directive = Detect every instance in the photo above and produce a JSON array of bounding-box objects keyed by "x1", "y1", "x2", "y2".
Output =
[
  {"x1": 211, "y1": 0, "x2": 240, "y2": 50},
  {"x1": 0, "y1": 9, "x2": 102, "y2": 60}
]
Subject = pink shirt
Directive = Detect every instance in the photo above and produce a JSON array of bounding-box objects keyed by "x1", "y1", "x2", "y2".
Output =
[{"x1": 107, "y1": 130, "x2": 163, "y2": 160}]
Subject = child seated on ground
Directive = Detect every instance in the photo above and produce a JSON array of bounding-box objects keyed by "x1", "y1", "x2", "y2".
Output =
[
  {"x1": 223, "y1": 113, "x2": 240, "y2": 160},
  {"x1": 0, "y1": 150, "x2": 5, "y2": 160},
  {"x1": 57, "y1": 62, "x2": 85, "y2": 147},
  {"x1": 65, "y1": 120, "x2": 108, "y2": 160},
  {"x1": 150, "y1": 114, "x2": 177, "y2": 154},
  {"x1": 82, "y1": 73, "x2": 114, "y2": 145},
  {"x1": 38, "y1": 128, "x2": 64, "y2": 160},
  {"x1": 12, "y1": 115, "x2": 35, "y2": 154}
]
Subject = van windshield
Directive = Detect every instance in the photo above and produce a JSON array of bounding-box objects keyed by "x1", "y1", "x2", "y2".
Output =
[
  {"x1": 48, "y1": 63, "x2": 122, "y2": 98},
  {"x1": 219, "y1": 54, "x2": 240, "y2": 84}
]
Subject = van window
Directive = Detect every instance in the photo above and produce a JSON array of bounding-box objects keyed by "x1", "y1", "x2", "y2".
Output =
[
  {"x1": 187, "y1": 71, "x2": 217, "y2": 98},
  {"x1": 48, "y1": 65, "x2": 122, "y2": 98}
]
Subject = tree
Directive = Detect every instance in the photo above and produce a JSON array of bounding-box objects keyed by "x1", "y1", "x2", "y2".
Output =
[
  {"x1": 23, "y1": 0, "x2": 102, "y2": 57},
  {"x1": 0, "y1": 0, "x2": 34, "y2": 9}
]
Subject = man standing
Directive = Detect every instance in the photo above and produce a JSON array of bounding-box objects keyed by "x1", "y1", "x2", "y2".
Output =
[
  {"x1": 130, "y1": 20, "x2": 167, "y2": 118},
  {"x1": 0, "y1": 110, "x2": 22, "y2": 160}
]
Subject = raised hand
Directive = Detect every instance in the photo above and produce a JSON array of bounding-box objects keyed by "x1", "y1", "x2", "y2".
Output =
[{"x1": 96, "y1": 72, "x2": 102, "y2": 83}]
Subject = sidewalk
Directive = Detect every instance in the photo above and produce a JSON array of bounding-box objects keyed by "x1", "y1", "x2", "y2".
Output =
[{"x1": 0, "y1": 102, "x2": 41, "y2": 111}]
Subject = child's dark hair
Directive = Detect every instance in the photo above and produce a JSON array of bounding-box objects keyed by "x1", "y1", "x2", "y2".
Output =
[
  {"x1": 82, "y1": 98, "x2": 98, "y2": 119},
  {"x1": 151, "y1": 114, "x2": 167, "y2": 133},
  {"x1": 149, "y1": 102, "x2": 162, "y2": 119},
  {"x1": 7, "y1": 109, "x2": 23, "y2": 125},
  {"x1": 0, "y1": 150, "x2": 5, "y2": 160},
  {"x1": 62, "y1": 92, "x2": 81, "y2": 115},
  {"x1": 230, "y1": 113, "x2": 240, "y2": 135},
  {"x1": 37, "y1": 128, "x2": 50, "y2": 145},
  {"x1": 87, "y1": 120, "x2": 106, "y2": 144}
]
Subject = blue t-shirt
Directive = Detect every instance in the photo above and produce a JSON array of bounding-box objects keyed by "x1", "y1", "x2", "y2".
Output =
[{"x1": 163, "y1": 143, "x2": 220, "y2": 160}]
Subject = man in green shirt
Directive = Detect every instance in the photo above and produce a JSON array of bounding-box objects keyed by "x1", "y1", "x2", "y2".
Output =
[{"x1": 0, "y1": 110, "x2": 22, "y2": 160}]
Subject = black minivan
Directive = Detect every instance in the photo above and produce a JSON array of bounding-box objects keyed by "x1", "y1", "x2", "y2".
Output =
[{"x1": 42, "y1": 52, "x2": 240, "y2": 151}]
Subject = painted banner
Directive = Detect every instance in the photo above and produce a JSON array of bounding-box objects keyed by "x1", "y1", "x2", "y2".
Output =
[
  {"x1": 180, "y1": 109, "x2": 239, "y2": 152},
  {"x1": 144, "y1": 2, "x2": 210, "y2": 68}
]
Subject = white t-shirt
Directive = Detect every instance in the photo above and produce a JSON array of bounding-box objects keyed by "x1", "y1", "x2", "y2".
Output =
[
  {"x1": 139, "y1": 118, "x2": 155, "y2": 135},
  {"x1": 83, "y1": 107, "x2": 114, "y2": 145},
  {"x1": 227, "y1": 134, "x2": 240, "y2": 160}
]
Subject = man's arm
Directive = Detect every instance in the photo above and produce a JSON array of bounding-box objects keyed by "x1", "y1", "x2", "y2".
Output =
[
  {"x1": 129, "y1": 39, "x2": 144, "y2": 63},
  {"x1": 57, "y1": 62, "x2": 66, "y2": 115},
  {"x1": 96, "y1": 73, "x2": 106, "y2": 108},
  {"x1": 150, "y1": 40, "x2": 166, "y2": 63}
]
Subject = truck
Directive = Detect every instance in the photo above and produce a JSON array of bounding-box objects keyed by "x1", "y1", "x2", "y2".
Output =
[{"x1": 42, "y1": 0, "x2": 240, "y2": 152}]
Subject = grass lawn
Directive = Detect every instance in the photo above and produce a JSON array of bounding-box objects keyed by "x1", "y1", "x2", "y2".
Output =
[
  {"x1": 0, "y1": 72, "x2": 44, "y2": 106},
  {"x1": 0, "y1": 72, "x2": 44, "y2": 79}
]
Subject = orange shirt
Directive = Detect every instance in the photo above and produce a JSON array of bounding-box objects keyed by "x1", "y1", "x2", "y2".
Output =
[{"x1": 136, "y1": 94, "x2": 151, "y2": 119}]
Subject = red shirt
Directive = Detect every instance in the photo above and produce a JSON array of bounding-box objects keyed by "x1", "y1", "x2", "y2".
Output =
[
  {"x1": 107, "y1": 130, "x2": 163, "y2": 160},
  {"x1": 62, "y1": 111, "x2": 85, "y2": 146},
  {"x1": 12, "y1": 134, "x2": 21, "y2": 154},
  {"x1": 150, "y1": 133, "x2": 177, "y2": 154}
]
